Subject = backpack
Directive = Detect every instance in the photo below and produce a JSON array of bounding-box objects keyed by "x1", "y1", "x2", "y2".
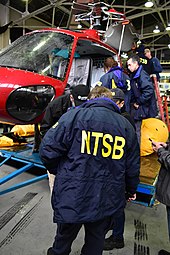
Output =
[{"x1": 113, "y1": 69, "x2": 126, "y2": 89}]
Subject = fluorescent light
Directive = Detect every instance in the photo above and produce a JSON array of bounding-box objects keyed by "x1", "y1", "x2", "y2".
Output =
[
  {"x1": 166, "y1": 22, "x2": 170, "y2": 31},
  {"x1": 145, "y1": 1, "x2": 154, "y2": 7},
  {"x1": 153, "y1": 25, "x2": 160, "y2": 33},
  {"x1": 168, "y1": 44, "x2": 170, "y2": 49}
]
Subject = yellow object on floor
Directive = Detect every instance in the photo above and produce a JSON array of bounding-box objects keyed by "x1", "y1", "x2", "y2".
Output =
[
  {"x1": 0, "y1": 136, "x2": 14, "y2": 147},
  {"x1": 11, "y1": 125, "x2": 34, "y2": 137},
  {"x1": 140, "y1": 118, "x2": 169, "y2": 156},
  {"x1": 0, "y1": 125, "x2": 35, "y2": 147},
  {"x1": 140, "y1": 153, "x2": 161, "y2": 185}
]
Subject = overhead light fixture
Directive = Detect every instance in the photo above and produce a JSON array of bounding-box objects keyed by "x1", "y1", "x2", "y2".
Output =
[
  {"x1": 121, "y1": 52, "x2": 128, "y2": 59},
  {"x1": 153, "y1": 25, "x2": 160, "y2": 33},
  {"x1": 145, "y1": 1, "x2": 154, "y2": 7},
  {"x1": 166, "y1": 22, "x2": 170, "y2": 31},
  {"x1": 137, "y1": 40, "x2": 141, "y2": 45},
  {"x1": 77, "y1": 24, "x2": 82, "y2": 29},
  {"x1": 168, "y1": 44, "x2": 170, "y2": 49}
]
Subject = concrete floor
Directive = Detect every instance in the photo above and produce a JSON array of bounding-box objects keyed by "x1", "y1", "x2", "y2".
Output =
[{"x1": 0, "y1": 159, "x2": 170, "y2": 255}]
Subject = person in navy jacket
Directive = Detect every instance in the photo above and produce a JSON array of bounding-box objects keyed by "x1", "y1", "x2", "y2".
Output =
[
  {"x1": 144, "y1": 48, "x2": 162, "y2": 81},
  {"x1": 39, "y1": 86, "x2": 140, "y2": 255},
  {"x1": 99, "y1": 57, "x2": 131, "y2": 113},
  {"x1": 127, "y1": 54, "x2": 158, "y2": 143}
]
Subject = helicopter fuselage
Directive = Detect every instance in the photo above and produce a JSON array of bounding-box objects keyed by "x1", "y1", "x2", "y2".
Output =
[{"x1": 0, "y1": 28, "x2": 118, "y2": 125}]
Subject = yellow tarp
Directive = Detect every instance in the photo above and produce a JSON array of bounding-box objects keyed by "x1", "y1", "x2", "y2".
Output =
[
  {"x1": 0, "y1": 136, "x2": 15, "y2": 147},
  {"x1": 11, "y1": 125, "x2": 34, "y2": 137},
  {"x1": 0, "y1": 125, "x2": 35, "y2": 147},
  {"x1": 140, "y1": 153, "x2": 161, "y2": 185}
]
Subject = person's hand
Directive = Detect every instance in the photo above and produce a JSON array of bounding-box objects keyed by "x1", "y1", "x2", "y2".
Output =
[
  {"x1": 151, "y1": 140, "x2": 167, "y2": 152},
  {"x1": 133, "y1": 103, "x2": 139, "y2": 109},
  {"x1": 128, "y1": 193, "x2": 136, "y2": 202}
]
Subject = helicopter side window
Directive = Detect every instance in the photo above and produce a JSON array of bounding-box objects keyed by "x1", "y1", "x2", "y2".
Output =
[{"x1": 71, "y1": 39, "x2": 117, "y2": 89}]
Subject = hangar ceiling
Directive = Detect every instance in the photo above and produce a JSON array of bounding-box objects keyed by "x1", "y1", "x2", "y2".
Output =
[{"x1": 1, "y1": 0, "x2": 170, "y2": 62}]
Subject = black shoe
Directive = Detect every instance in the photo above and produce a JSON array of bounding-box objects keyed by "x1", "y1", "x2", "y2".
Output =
[
  {"x1": 103, "y1": 235, "x2": 124, "y2": 250},
  {"x1": 47, "y1": 247, "x2": 56, "y2": 255},
  {"x1": 158, "y1": 250, "x2": 170, "y2": 255}
]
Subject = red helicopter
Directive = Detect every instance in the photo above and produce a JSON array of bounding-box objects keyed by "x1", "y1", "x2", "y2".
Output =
[{"x1": 0, "y1": 1, "x2": 136, "y2": 126}]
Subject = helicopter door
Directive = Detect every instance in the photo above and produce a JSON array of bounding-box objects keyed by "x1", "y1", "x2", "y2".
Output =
[{"x1": 68, "y1": 57, "x2": 92, "y2": 87}]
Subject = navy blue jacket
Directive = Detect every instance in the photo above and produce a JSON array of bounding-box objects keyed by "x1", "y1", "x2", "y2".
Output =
[
  {"x1": 39, "y1": 98, "x2": 140, "y2": 224},
  {"x1": 151, "y1": 57, "x2": 162, "y2": 81},
  {"x1": 100, "y1": 66, "x2": 131, "y2": 113},
  {"x1": 130, "y1": 65, "x2": 158, "y2": 120},
  {"x1": 40, "y1": 94, "x2": 71, "y2": 136},
  {"x1": 137, "y1": 51, "x2": 154, "y2": 75}
]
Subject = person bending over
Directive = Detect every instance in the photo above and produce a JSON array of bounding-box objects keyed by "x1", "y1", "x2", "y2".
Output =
[{"x1": 39, "y1": 86, "x2": 140, "y2": 255}]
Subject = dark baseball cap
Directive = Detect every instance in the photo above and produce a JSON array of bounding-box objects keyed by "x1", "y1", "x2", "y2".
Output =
[
  {"x1": 110, "y1": 88, "x2": 125, "y2": 101},
  {"x1": 71, "y1": 85, "x2": 90, "y2": 106}
]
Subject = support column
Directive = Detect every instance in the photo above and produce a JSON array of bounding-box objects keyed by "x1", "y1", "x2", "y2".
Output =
[{"x1": 0, "y1": 2, "x2": 10, "y2": 50}]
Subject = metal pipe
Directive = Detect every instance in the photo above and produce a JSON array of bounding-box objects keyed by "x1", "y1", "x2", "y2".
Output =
[{"x1": 118, "y1": 24, "x2": 125, "y2": 57}]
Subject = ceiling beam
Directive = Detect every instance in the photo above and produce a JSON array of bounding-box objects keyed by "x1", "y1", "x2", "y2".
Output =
[
  {"x1": 33, "y1": 16, "x2": 53, "y2": 26},
  {"x1": 162, "y1": 0, "x2": 170, "y2": 8},
  {"x1": 127, "y1": 7, "x2": 170, "y2": 20},
  {"x1": 12, "y1": 0, "x2": 67, "y2": 26},
  {"x1": 8, "y1": 5, "x2": 23, "y2": 15},
  {"x1": 57, "y1": 4, "x2": 70, "y2": 14},
  {"x1": 152, "y1": 0, "x2": 167, "y2": 28},
  {"x1": 117, "y1": 1, "x2": 170, "y2": 15},
  {"x1": 10, "y1": 0, "x2": 89, "y2": 29},
  {"x1": 112, "y1": 4, "x2": 156, "y2": 10},
  {"x1": 140, "y1": 31, "x2": 167, "y2": 39},
  {"x1": 154, "y1": 46, "x2": 169, "y2": 51},
  {"x1": 7, "y1": 2, "x2": 52, "y2": 27},
  {"x1": 150, "y1": 33, "x2": 168, "y2": 44}
]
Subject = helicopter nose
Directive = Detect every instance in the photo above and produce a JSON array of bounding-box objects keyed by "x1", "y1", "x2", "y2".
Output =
[{"x1": 6, "y1": 85, "x2": 55, "y2": 122}]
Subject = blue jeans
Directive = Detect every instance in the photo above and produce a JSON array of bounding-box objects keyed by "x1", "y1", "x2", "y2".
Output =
[
  {"x1": 112, "y1": 211, "x2": 125, "y2": 240},
  {"x1": 166, "y1": 205, "x2": 170, "y2": 240}
]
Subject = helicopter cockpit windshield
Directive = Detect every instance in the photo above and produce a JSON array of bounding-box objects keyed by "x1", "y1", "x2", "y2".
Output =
[{"x1": 0, "y1": 31, "x2": 74, "y2": 80}]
